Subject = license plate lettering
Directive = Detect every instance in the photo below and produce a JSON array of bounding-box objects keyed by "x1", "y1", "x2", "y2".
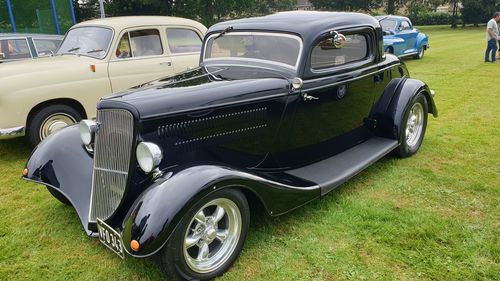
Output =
[{"x1": 96, "y1": 218, "x2": 125, "y2": 259}]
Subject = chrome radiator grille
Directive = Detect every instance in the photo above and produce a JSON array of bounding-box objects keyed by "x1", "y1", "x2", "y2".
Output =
[{"x1": 89, "y1": 109, "x2": 134, "y2": 222}]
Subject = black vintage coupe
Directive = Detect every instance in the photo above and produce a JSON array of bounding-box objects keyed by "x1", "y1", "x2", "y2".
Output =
[{"x1": 23, "y1": 11, "x2": 437, "y2": 280}]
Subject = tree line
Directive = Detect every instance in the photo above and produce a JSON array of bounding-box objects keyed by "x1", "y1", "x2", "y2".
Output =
[
  {"x1": 74, "y1": 0, "x2": 500, "y2": 28},
  {"x1": 73, "y1": 0, "x2": 296, "y2": 26}
]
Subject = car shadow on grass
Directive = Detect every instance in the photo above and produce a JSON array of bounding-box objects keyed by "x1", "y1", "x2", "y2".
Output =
[{"x1": 0, "y1": 138, "x2": 32, "y2": 162}]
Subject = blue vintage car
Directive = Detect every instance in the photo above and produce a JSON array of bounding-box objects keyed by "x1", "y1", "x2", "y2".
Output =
[{"x1": 376, "y1": 15, "x2": 429, "y2": 59}]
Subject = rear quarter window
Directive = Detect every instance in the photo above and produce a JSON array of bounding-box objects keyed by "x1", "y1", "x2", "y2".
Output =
[
  {"x1": 311, "y1": 34, "x2": 368, "y2": 69},
  {"x1": 166, "y1": 28, "x2": 202, "y2": 53}
]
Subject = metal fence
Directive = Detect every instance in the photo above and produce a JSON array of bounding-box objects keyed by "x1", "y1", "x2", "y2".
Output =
[{"x1": 0, "y1": 0, "x2": 76, "y2": 34}]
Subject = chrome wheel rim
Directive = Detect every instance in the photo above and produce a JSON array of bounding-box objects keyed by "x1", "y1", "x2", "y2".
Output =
[
  {"x1": 183, "y1": 198, "x2": 241, "y2": 274},
  {"x1": 405, "y1": 102, "x2": 424, "y2": 148},
  {"x1": 418, "y1": 47, "x2": 424, "y2": 58},
  {"x1": 39, "y1": 113, "x2": 77, "y2": 140}
]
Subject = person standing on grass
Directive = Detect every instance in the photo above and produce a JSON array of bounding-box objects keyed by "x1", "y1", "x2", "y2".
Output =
[{"x1": 485, "y1": 12, "x2": 500, "y2": 63}]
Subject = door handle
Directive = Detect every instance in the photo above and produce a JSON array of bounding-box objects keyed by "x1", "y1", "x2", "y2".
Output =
[
  {"x1": 302, "y1": 93, "x2": 319, "y2": 101},
  {"x1": 160, "y1": 61, "x2": 172, "y2": 66}
]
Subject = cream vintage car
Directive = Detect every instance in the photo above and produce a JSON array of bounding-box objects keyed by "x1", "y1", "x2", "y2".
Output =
[{"x1": 0, "y1": 16, "x2": 206, "y2": 146}]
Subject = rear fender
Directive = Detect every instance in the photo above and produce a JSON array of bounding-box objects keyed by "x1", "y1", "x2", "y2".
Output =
[
  {"x1": 121, "y1": 165, "x2": 319, "y2": 257},
  {"x1": 416, "y1": 33, "x2": 429, "y2": 49},
  {"x1": 371, "y1": 78, "x2": 437, "y2": 139},
  {"x1": 22, "y1": 125, "x2": 94, "y2": 235}
]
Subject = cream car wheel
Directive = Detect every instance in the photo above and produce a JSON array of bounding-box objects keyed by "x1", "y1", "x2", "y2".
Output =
[
  {"x1": 28, "y1": 104, "x2": 83, "y2": 147},
  {"x1": 39, "y1": 113, "x2": 77, "y2": 140}
]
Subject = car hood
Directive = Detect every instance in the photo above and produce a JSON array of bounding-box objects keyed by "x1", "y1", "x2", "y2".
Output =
[
  {"x1": 0, "y1": 55, "x2": 99, "y2": 76},
  {"x1": 100, "y1": 67, "x2": 291, "y2": 119},
  {"x1": 0, "y1": 55, "x2": 102, "y2": 95}
]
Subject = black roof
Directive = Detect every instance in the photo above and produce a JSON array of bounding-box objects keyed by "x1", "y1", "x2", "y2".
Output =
[{"x1": 208, "y1": 11, "x2": 380, "y2": 40}]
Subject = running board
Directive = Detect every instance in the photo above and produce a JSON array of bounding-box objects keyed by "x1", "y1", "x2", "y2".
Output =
[{"x1": 286, "y1": 137, "x2": 399, "y2": 195}]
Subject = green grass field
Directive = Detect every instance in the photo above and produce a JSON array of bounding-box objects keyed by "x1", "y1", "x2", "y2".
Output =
[{"x1": 0, "y1": 26, "x2": 498, "y2": 281}]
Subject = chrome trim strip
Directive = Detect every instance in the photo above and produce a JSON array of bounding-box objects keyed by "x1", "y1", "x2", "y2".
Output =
[
  {"x1": 94, "y1": 167, "x2": 129, "y2": 175},
  {"x1": 302, "y1": 63, "x2": 400, "y2": 93},
  {"x1": 0, "y1": 126, "x2": 25, "y2": 139},
  {"x1": 142, "y1": 92, "x2": 288, "y2": 120}
]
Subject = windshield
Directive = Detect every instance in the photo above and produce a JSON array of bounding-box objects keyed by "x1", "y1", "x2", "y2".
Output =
[
  {"x1": 204, "y1": 32, "x2": 302, "y2": 69},
  {"x1": 57, "y1": 27, "x2": 113, "y2": 58},
  {"x1": 380, "y1": 19, "x2": 398, "y2": 31}
]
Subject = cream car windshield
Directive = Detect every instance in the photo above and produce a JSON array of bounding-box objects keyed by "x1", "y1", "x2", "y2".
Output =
[
  {"x1": 203, "y1": 32, "x2": 302, "y2": 69},
  {"x1": 57, "y1": 27, "x2": 112, "y2": 59}
]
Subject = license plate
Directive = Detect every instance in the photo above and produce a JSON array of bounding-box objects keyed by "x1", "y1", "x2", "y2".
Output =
[{"x1": 97, "y1": 218, "x2": 125, "y2": 259}]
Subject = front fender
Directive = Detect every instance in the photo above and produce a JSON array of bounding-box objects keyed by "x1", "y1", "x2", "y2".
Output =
[
  {"x1": 121, "y1": 165, "x2": 319, "y2": 257},
  {"x1": 371, "y1": 78, "x2": 438, "y2": 139},
  {"x1": 22, "y1": 125, "x2": 95, "y2": 235}
]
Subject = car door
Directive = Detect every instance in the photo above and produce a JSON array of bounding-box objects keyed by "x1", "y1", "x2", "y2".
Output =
[
  {"x1": 108, "y1": 27, "x2": 175, "y2": 92},
  {"x1": 164, "y1": 27, "x2": 204, "y2": 73},
  {"x1": 272, "y1": 30, "x2": 380, "y2": 168},
  {"x1": 399, "y1": 20, "x2": 418, "y2": 54}
]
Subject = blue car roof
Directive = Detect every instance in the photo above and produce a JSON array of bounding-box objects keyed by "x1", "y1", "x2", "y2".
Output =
[{"x1": 375, "y1": 15, "x2": 411, "y2": 23}]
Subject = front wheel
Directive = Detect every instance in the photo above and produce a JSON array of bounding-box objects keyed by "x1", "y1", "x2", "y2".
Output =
[
  {"x1": 394, "y1": 92, "x2": 428, "y2": 158},
  {"x1": 157, "y1": 188, "x2": 250, "y2": 280},
  {"x1": 27, "y1": 104, "x2": 83, "y2": 147}
]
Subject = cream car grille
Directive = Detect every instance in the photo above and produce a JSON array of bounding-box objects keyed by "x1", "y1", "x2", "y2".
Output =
[{"x1": 89, "y1": 109, "x2": 134, "y2": 222}]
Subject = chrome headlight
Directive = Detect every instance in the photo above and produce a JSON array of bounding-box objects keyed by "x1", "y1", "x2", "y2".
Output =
[
  {"x1": 79, "y1": 120, "x2": 97, "y2": 145},
  {"x1": 136, "y1": 142, "x2": 163, "y2": 173}
]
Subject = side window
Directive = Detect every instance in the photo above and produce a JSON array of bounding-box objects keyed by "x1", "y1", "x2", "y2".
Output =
[
  {"x1": 310, "y1": 34, "x2": 368, "y2": 69},
  {"x1": 166, "y1": 28, "x2": 202, "y2": 53},
  {"x1": 33, "y1": 39, "x2": 61, "y2": 56},
  {"x1": 130, "y1": 29, "x2": 163, "y2": 57},
  {"x1": 116, "y1": 29, "x2": 163, "y2": 59},
  {"x1": 0, "y1": 39, "x2": 31, "y2": 59},
  {"x1": 400, "y1": 21, "x2": 411, "y2": 31}
]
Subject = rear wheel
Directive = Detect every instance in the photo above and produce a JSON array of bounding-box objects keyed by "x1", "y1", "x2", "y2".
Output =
[
  {"x1": 28, "y1": 104, "x2": 83, "y2": 147},
  {"x1": 414, "y1": 46, "x2": 425, "y2": 59},
  {"x1": 157, "y1": 188, "x2": 249, "y2": 281},
  {"x1": 394, "y1": 92, "x2": 428, "y2": 158}
]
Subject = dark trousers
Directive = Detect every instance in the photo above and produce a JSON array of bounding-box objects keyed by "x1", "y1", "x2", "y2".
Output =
[{"x1": 485, "y1": 39, "x2": 498, "y2": 62}]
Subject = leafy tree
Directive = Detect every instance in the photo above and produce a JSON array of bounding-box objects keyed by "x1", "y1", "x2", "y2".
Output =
[
  {"x1": 73, "y1": 0, "x2": 100, "y2": 22},
  {"x1": 310, "y1": 0, "x2": 381, "y2": 12},
  {"x1": 99, "y1": 0, "x2": 295, "y2": 27},
  {"x1": 461, "y1": 0, "x2": 497, "y2": 26}
]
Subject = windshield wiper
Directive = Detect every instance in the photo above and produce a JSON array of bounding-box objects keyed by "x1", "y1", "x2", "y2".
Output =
[
  {"x1": 87, "y1": 49, "x2": 104, "y2": 54},
  {"x1": 66, "y1": 47, "x2": 80, "y2": 52},
  {"x1": 213, "y1": 26, "x2": 233, "y2": 41}
]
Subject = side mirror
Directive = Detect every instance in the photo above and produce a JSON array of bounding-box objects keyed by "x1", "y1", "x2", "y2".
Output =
[
  {"x1": 0, "y1": 53, "x2": 5, "y2": 60},
  {"x1": 319, "y1": 31, "x2": 347, "y2": 50}
]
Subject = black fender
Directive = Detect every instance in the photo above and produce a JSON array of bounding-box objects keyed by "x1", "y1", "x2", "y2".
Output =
[
  {"x1": 22, "y1": 125, "x2": 95, "y2": 235},
  {"x1": 371, "y1": 78, "x2": 438, "y2": 139},
  {"x1": 121, "y1": 165, "x2": 319, "y2": 257}
]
